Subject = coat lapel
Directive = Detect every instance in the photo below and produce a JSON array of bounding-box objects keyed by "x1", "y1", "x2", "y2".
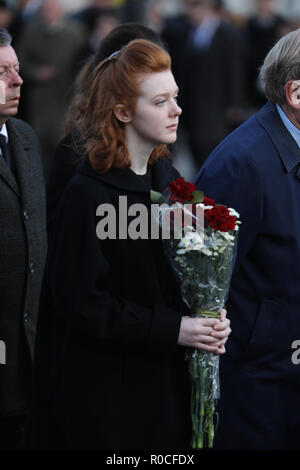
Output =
[
  {"x1": 256, "y1": 102, "x2": 300, "y2": 172},
  {"x1": 6, "y1": 119, "x2": 32, "y2": 201},
  {"x1": 0, "y1": 149, "x2": 19, "y2": 195}
]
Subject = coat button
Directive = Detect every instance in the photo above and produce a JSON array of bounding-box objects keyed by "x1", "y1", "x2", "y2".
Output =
[
  {"x1": 24, "y1": 312, "x2": 29, "y2": 322},
  {"x1": 29, "y1": 263, "x2": 35, "y2": 273},
  {"x1": 23, "y1": 210, "x2": 29, "y2": 221}
]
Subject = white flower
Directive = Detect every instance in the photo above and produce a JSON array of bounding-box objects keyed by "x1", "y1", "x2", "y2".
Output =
[
  {"x1": 220, "y1": 231, "x2": 235, "y2": 242},
  {"x1": 177, "y1": 230, "x2": 204, "y2": 252},
  {"x1": 228, "y1": 207, "x2": 240, "y2": 218},
  {"x1": 196, "y1": 203, "x2": 214, "y2": 210}
]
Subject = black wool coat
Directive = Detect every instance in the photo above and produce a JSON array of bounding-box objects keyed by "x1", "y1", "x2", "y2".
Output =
[{"x1": 31, "y1": 155, "x2": 192, "y2": 449}]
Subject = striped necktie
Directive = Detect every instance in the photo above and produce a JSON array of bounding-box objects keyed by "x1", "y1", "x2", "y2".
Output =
[{"x1": 0, "y1": 134, "x2": 8, "y2": 165}]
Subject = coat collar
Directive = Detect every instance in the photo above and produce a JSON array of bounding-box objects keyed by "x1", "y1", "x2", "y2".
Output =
[
  {"x1": 0, "y1": 149, "x2": 18, "y2": 195},
  {"x1": 77, "y1": 156, "x2": 175, "y2": 194},
  {"x1": 256, "y1": 101, "x2": 300, "y2": 172},
  {"x1": 0, "y1": 119, "x2": 20, "y2": 195},
  {"x1": 2, "y1": 119, "x2": 33, "y2": 198}
]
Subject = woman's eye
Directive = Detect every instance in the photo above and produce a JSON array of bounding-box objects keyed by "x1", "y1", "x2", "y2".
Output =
[{"x1": 156, "y1": 100, "x2": 166, "y2": 105}]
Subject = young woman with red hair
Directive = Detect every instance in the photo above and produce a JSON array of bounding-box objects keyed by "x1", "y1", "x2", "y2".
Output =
[{"x1": 31, "y1": 39, "x2": 231, "y2": 449}]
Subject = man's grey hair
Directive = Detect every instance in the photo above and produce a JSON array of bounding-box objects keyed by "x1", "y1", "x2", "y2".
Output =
[
  {"x1": 0, "y1": 28, "x2": 12, "y2": 47},
  {"x1": 259, "y1": 28, "x2": 300, "y2": 105}
]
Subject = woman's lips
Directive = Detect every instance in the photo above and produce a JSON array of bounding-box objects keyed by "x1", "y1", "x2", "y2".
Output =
[{"x1": 167, "y1": 124, "x2": 178, "y2": 130}]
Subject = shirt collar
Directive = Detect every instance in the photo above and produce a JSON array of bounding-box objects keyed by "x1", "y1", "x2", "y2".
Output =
[
  {"x1": 192, "y1": 17, "x2": 220, "y2": 48},
  {"x1": 0, "y1": 123, "x2": 8, "y2": 143},
  {"x1": 276, "y1": 103, "x2": 300, "y2": 148}
]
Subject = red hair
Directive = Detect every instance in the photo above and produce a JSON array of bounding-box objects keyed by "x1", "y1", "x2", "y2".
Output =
[{"x1": 78, "y1": 39, "x2": 172, "y2": 173}]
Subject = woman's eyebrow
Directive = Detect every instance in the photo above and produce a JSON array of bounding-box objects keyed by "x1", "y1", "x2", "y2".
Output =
[{"x1": 153, "y1": 88, "x2": 179, "y2": 98}]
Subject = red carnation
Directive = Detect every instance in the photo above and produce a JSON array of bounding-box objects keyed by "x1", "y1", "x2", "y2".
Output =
[
  {"x1": 202, "y1": 196, "x2": 216, "y2": 206},
  {"x1": 166, "y1": 177, "x2": 196, "y2": 203},
  {"x1": 205, "y1": 205, "x2": 236, "y2": 232}
]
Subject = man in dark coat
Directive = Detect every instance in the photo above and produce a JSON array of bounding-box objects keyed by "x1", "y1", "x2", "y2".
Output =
[
  {"x1": 16, "y1": 0, "x2": 86, "y2": 181},
  {"x1": 161, "y1": 0, "x2": 245, "y2": 168},
  {"x1": 0, "y1": 28, "x2": 47, "y2": 449},
  {"x1": 195, "y1": 27, "x2": 300, "y2": 449},
  {"x1": 245, "y1": 0, "x2": 286, "y2": 110}
]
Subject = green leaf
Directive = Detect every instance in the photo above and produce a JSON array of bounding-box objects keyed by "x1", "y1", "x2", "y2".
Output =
[
  {"x1": 150, "y1": 190, "x2": 163, "y2": 203},
  {"x1": 150, "y1": 190, "x2": 169, "y2": 204},
  {"x1": 190, "y1": 190, "x2": 204, "y2": 204}
]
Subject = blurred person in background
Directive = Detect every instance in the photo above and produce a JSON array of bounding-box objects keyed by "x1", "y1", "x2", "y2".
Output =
[
  {"x1": 76, "y1": 11, "x2": 119, "y2": 66},
  {"x1": 162, "y1": 0, "x2": 246, "y2": 169},
  {"x1": 145, "y1": 0, "x2": 163, "y2": 32},
  {"x1": 9, "y1": 1, "x2": 52, "y2": 45},
  {"x1": 121, "y1": 0, "x2": 147, "y2": 23},
  {"x1": 0, "y1": 1, "x2": 13, "y2": 31},
  {"x1": 16, "y1": 0, "x2": 86, "y2": 180},
  {"x1": 86, "y1": 12, "x2": 119, "y2": 54},
  {"x1": 245, "y1": 0, "x2": 286, "y2": 111},
  {"x1": 71, "y1": 0, "x2": 120, "y2": 34}
]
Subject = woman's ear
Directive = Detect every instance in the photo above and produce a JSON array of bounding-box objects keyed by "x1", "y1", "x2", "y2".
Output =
[
  {"x1": 285, "y1": 80, "x2": 300, "y2": 109},
  {"x1": 113, "y1": 104, "x2": 132, "y2": 123}
]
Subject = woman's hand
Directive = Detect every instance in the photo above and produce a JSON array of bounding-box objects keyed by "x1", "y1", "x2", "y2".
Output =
[{"x1": 177, "y1": 309, "x2": 231, "y2": 355}]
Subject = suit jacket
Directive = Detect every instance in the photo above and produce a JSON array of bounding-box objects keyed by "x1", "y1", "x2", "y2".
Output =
[
  {"x1": 29, "y1": 155, "x2": 192, "y2": 449},
  {"x1": 0, "y1": 117, "x2": 47, "y2": 418},
  {"x1": 162, "y1": 16, "x2": 245, "y2": 148},
  {"x1": 195, "y1": 102, "x2": 300, "y2": 449}
]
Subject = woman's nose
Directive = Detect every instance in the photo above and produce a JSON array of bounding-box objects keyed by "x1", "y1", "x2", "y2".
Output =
[{"x1": 174, "y1": 102, "x2": 182, "y2": 116}]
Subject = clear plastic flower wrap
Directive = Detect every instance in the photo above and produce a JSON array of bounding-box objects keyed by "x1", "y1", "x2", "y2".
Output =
[{"x1": 151, "y1": 178, "x2": 240, "y2": 449}]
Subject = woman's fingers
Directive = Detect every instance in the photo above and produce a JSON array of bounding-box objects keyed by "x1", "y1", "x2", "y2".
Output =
[
  {"x1": 195, "y1": 336, "x2": 228, "y2": 351},
  {"x1": 220, "y1": 308, "x2": 227, "y2": 321},
  {"x1": 196, "y1": 334, "x2": 221, "y2": 344},
  {"x1": 196, "y1": 317, "x2": 219, "y2": 327},
  {"x1": 178, "y1": 315, "x2": 231, "y2": 349},
  {"x1": 211, "y1": 326, "x2": 232, "y2": 339},
  {"x1": 195, "y1": 342, "x2": 223, "y2": 352},
  {"x1": 215, "y1": 345, "x2": 226, "y2": 355},
  {"x1": 196, "y1": 326, "x2": 216, "y2": 336},
  {"x1": 213, "y1": 318, "x2": 230, "y2": 331}
]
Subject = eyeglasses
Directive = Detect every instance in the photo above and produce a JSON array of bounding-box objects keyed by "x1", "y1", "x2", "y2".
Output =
[{"x1": 0, "y1": 65, "x2": 20, "y2": 80}]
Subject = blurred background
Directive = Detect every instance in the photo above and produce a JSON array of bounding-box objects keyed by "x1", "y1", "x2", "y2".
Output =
[{"x1": 2, "y1": 0, "x2": 300, "y2": 180}]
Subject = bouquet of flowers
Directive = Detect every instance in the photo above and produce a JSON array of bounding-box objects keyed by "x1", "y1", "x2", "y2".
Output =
[{"x1": 151, "y1": 177, "x2": 240, "y2": 449}]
